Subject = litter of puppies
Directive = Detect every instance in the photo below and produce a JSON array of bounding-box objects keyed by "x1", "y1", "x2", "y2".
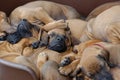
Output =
[{"x1": 0, "y1": 1, "x2": 120, "y2": 80}]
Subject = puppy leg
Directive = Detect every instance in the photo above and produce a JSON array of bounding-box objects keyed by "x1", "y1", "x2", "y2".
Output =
[
  {"x1": 59, "y1": 59, "x2": 80, "y2": 76},
  {"x1": 107, "y1": 22, "x2": 120, "y2": 44},
  {"x1": 35, "y1": 7, "x2": 54, "y2": 24},
  {"x1": 37, "y1": 52, "x2": 48, "y2": 70},
  {"x1": 42, "y1": 19, "x2": 67, "y2": 31}
]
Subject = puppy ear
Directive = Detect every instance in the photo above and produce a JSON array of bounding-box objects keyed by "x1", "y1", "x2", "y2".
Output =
[
  {"x1": 97, "y1": 50, "x2": 115, "y2": 68},
  {"x1": 97, "y1": 50, "x2": 109, "y2": 62},
  {"x1": 65, "y1": 23, "x2": 72, "y2": 48},
  {"x1": 38, "y1": 29, "x2": 49, "y2": 47}
]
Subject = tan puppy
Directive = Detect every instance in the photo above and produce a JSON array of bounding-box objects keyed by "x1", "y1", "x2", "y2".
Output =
[
  {"x1": 72, "y1": 42, "x2": 120, "y2": 80},
  {"x1": 59, "y1": 40, "x2": 101, "y2": 76},
  {"x1": 1, "y1": 19, "x2": 87, "y2": 79},
  {"x1": 31, "y1": 19, "x2": 87, "y2": 51},
  {"x1": 81, "y1": 6, "x2": 120, "y2": 44},
  {"x1": 9, "y1": 1, "x2": 80, "y2": 27},
  {"x1": 86, "y1": 1, "x2": 120, "y2": 21}
]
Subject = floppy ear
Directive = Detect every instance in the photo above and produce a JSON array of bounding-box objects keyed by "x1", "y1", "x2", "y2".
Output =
[
  {"x1": 38, "y1": 29, "x2": 49, "y2": 47},
  {"x1": 97, "y1": 50, "x2": 115, "y2": 68},
  {"x1": 65, "y1": 24, "x2": 72, "y2": 48}
]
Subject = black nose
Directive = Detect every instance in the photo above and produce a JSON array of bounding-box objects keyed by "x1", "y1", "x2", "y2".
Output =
[
  {"x1": 22, "y1": 19, "x2": 27, "y2": 21},
  {"x1": 9, "y1": 40, "x2": 16, "y2": 44},
  {"x1": 56, "y1": 37, "x2": 62, "y2": 41}
]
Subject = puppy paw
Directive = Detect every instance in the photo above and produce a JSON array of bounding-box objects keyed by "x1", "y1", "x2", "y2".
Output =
[
  {"x1": 59, "y1": 65, "x2": 73, "y2": 76},
  {"x1": 38, "y1": 52, "x2": 48, "y2": 62},
  {"x1": 37, "y1": 52, "x2": 48, "y2": 68},
  {"x1": 60, "y1": 57, "x2": 71, "y2": 67},
  {"x1": 53, "y1": 19, "x2": 67, "y2": 29}
]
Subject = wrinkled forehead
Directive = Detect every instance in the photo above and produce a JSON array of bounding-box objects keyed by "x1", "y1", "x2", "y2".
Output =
[{"x1": 48, "y1": 29, "x2": 66, "y2": 36}]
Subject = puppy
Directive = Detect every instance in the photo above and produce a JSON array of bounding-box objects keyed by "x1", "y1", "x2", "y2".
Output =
[
  {"x1": 81, "y1": 6, "x2": 120, "y2": 44},
  {"x1": 33, "y1": 19, "x2": 87, "y2": 50},
  {"x1": 86, "y1": 1, "x2": 120, "y2": 21},
  {"x1": 9, "y1": 1, "x2": 80, "y2": 27},
  {"x1": 6, "y1": 19, "x2": 67, "y2": 45},
  {"x1": 59, "y1": 40, "x2": 101, "y2": 76},
  {"x1": 6, "y1": 19, "x2": 40, "y2": 44},
  {"x1": 69, "y1": 41, "x2": 120, "y2": 80},
  {"x1": 40, "y1": 60, "x2": 71, "y2": 80}
]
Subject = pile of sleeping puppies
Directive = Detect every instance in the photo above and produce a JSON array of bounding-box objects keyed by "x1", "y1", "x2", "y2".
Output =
[{"x1": 0, "y1": 1, "x2": 120, "y2": 80}]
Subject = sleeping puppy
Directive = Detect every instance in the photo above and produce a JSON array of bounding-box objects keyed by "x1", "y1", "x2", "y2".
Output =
[
  {"x1": 86, "y1": 1, "x2": 120, "y2": 21},
  {"x1": 4, "y1": 19, "x2": 39, "y2": 44},
  {"x1": 6, "y1": 19, "x2": 40, "y2": 44},
  {"x1": 13, "y1": 19, "x2": 86, "y2": 79},
  {"x1": 33, "y1": 19, "x2": 87, "y2": 50},
  {"x1": 69, "y1": 41, "x2": 120, "y2": 80},
  {"x1": 59, "y1": 40, "x2": 101, "y2": 76},
  {"x1": 9, "y1": 0, "x2": 80, "y2": 27},
  {"x1": 6, "y1": 19, "x2": 67, "y2": 45},
  {"x1": 81, "y1": 5, "x2": 120, "y2": 44},
  {"x1": 40, "y1": 60, "x2": 71, "y2": 80}
]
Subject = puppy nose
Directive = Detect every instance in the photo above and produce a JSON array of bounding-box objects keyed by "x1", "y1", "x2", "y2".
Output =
[
  {"x1": 56, "y1": 37, "x2": 62, "y2": 41},
  {"x1": 9, "y1": 40, "x2": 16, "y2": 44},
  {"x1": 22, "y1": 19, "x2": 27, "y2": 21}
]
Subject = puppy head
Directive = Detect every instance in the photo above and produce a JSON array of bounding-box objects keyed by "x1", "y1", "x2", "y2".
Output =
[
  {"x1": 7, "y1": 19, "x2": 39, "y2": 44},
  {"x1": 47, "y1": 27, "x2": 71, "y2": 52},
  {"x1": 76, "y1": 50, "x2": 113, "y2": 80},
  {"x1": 17, "y1": 19, "x2": 33, "y2": 38}
]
